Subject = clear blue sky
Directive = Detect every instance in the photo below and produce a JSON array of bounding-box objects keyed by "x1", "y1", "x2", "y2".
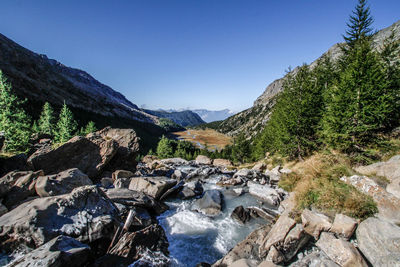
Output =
[{"x1": 0, "y1": 1, "x2": 399, "y2": 112}]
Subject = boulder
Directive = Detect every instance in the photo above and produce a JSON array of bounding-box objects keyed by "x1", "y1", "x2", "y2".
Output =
[
  {"x1": 114, "y1": 178, "x2": 131, "y2": 189},
  {"x1": 108, "y1": 224, "x2": 169, "y2": 261},
  {"x1": 160, "y1": 157, "x2": 189, "y2": 166},
  {"x1": 112, "y1": 170, "x2": 134, "y2": 181},
  {"x1": 248, "y1": 182, "x2": 283, "y2": 206},
  {"x1": 217, "y1": 176, "x2": 243, "y2": 186},
  {"x1": 257, "y1": 261, "x2": 278, "y2": 267},
  {"x1": 231, "y1": 258, "x2": 260, "y2": 267},
  {"x1": 104, "y1": 188, "x2": 168, "y2": 215},
  {"x1": 301, "y1": 209, "x2": 332, "y2": 239},
  {"x1": 0, "y1": 185, "x2": 118, "y2": 249},
  {"x1": 280, "y1": 224, "x2": 310, "y2": 262},
  {"x1": 213, "y1": 159, "x2": 233, "y2": 168},
  {"x1": 341, "y1": 175, "x2": 400, "y2": 223},
  {"x1": 213, "y1": 225, "x2": 271, "y2": 266},
  {"x1": 231, "y1": 206, "x2": 252, "y2": 224},
  {"x1": 101, "y1": 177, "x2": 114, "y2": 188},
  {"x1": 264, "y1": 170, "x2": 280, "y2": 184},
  {"x1": 98, "y1": 127, "x2": 140, "y2": 172},
  {"x1": 179, "y1": 181, "x2": 203, "y2": 199},
  {"x1": 259, "y1": 215, "x2": 296, "y2": 258},
  {"x1": 7, "y1": 235, "x2": 91, "y2": 267},
  {"x1": 28, "y1": 134, "x2": 118, "y2": 178},
  {"x1": 279, "y1": 192, "x2": 296, "y2": 216},
  {"x1": 316, "y1": 232, "x2": 367, "y2": 267},
  {"x1": 356, "y1": 217, "x2": 400, "y2": 266},
  {"x1": 0, "y1": 170, "x2": 43, "y2": 209},
  {"x1": 128, "y1": 176, "x2": 177, "y2": 200},
  {"x1": 0, "y1": 153, "x2": 30, "y2": 178},
  {"x1": 266, "y1": 246, "x2": 285, "y2": 264},
  {"x1": 193, "y1": 190, "x2": 223, "y2": 216},
  {"x1": 172, "y1": 169, "x2": 187, "y2": 180},
  {"x1": 35, "y1": 168, "x2": 93, "y2": 197},
  {"x1": 290, "y1": 251, "x2": 340, "y2": 267},
  {"x1": 159, "y1": 181, "x2": 185, "y2": 200},
  {"x1": 142, "y1": 155, "x2": 158, "y2": 165},
  {"x1": 196, "y1": 155, "x2": 213, "y2": 165},
  {"x1": 330, "y1": 214, "x2": 358, "y2": 239}
]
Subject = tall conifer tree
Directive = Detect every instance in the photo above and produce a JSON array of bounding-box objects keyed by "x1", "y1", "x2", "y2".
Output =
[
  {"x1": 55, "y1": 101, "x2": 77, "y2": 143},
  {"x1": 38, "y1": 102, "x2": 55, "y2": 135}
]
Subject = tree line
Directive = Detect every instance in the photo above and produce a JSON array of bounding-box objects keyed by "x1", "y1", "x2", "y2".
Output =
[{"x1": 0, "y1": 70, "x2": 97, "y2": 152}]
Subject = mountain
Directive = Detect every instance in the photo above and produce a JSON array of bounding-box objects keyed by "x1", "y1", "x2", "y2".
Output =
[
  {"x1": 0, "y1": 33, "x2": 164, "y2": 151},
  {"x1": 192, "y1": 109, "x2": 236, "y2": 123},
  {"x1": 216, "y1": 20, "x2": 400, "y2": 138},
  {"x1": 144, "y1": 109, "x2": 205, "y2": 127}
]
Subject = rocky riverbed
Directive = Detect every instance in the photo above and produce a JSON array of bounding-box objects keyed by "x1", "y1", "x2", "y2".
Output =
[{"x1": 1, "y1": 128, "x2": 400, "y2": 267}]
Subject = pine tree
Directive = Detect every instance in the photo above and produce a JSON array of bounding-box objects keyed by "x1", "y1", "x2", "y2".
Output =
[
  {"x1": 38, "y1": 102, "x2": 55, "y2": 135},
  {"x1": 55, "y1": 101, "x2": 77, "y2": 143},
  {"x1": 156, "y1": 136, "x2": 174, "y2": 158},
  {"x1": 80, "y1": 121, "x2": 97, "y2": 136},
  {"x1": 231, "y1": 132, "x2": 251, "y2": 163},
  {"x1": 0, "y1": 70, "x2": 31, "y2": 152},
  {"x1": 343, "y1": 0, "x2": 374, "y2": 48}
]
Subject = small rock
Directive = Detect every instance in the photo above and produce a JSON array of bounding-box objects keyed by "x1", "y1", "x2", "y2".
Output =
[
  {"x1": 290, "y1": 251, "x2": 339, "y2": 267},
  {"x1": 172, "y1": 169, "x2": 187, "y2": 180},
  {"x1": 301, "y1": 209, "x2": 332, "y2": 239},
  {"x1": 266, "y1": 246, "x2": 285, "y2": 264},
  {"x1": 128, "y1": 176, "x2": 177, "y2": 200},
  {"x1": 330, "y1": 214, "x2": 358, "y2": 239},
  {"x1": 112, "y1": 170, "x2": 134, "y2": 181},
  {"x1": 231, "y1": 206, "x2": 252, "y2": 224},
  {"x1": 101, "y1": 177, "x2": 114, "y2": 188},
  {"x1": 196, "y1": 155, "x2": 213, "y2": 165},
  {"x1": 252, "y1": 162, "x2": 267, "y2": 172},
  {"x1": 248, "y1": 181, "x2": 282, "y2": 206},
  {"x1": 316, "y1": 232, "x2": 368, "y2": 267},
  {"x1": 213, "y1": 158, "x2": 233, "y2": 168},
  {"x1": 35, "y1": 168, "x2": 93, "y2": 197}
]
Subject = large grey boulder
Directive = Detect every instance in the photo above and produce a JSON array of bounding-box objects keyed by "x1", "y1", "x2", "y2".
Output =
[
  {"x1": 356, "y1": 217, "x2": 400, "y2": 266},
  {"x1": 193, "y1": 190, "x2": 223, "y2": 216},
  {"x1": 341, "y1": 175, "x2": 400, "y2": 223},
  {"x1": 301, "y1": 209, "x2": 332, "y2": 239},
  {"x1": 213, "y1": 158, "x2": 233, "y2": 168},
  {"x1": 248, "y1": 182, "x2": 283, "y2": 206},
  {"x1": 196, "y1": 155, "x2": 213, "y2": 165},
  {"x1": 28, "y1": 133, "x2": 119, "y2": 178},
  {"x1": 0, "y1": 185, "x2": 118, "y2": 249},
  {"x1": 128, "y1": 176, "x2": 177, "y2": 200},
  {"x1": 160, "y1": 157, "x2": 189, "y2": 166},
  {"x1": 330, "y1": 214, "x2": 358, "y2": 240},
  {"x1": 104, "y1": 188, "x2": 168, "y2": 215},
  {"x1": 7, "y1": 235, "x2": 91, "y2": 267},
  {"x1": 316, "y1": 232, "x2": 367, "y2": 267},
  {"x1": 35, "y1": 168, "x2": 93, "y2": 197}
]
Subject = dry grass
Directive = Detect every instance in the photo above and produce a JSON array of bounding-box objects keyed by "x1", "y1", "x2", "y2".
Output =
[
  {"x1": 279, "y1": 152, "x2": 378, "y2": 220},
  {"x1": 172, "y1": 129, "x2": 232, "y2": 150}
]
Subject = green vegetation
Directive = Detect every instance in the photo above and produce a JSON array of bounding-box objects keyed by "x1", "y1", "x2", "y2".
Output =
[
  {"x1": 37, "y1": 102, "x2": 55, "y2": 135},
  {"x1": 79, "y1": 121, "x2": 97, "y2": 136},
  {"x1": 54, "y1": 102, "x2": 78, "y2": 143},
  {"x1": 156, "y1": 136, "x2": 200, "y2": 160},
  {"x1": 0, "y1": 70, "x2": 31, "y2": 152}
]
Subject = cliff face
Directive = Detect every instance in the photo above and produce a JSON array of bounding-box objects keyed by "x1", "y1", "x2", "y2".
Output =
[
  {"x1": 0, "y1": 33, "x2": 157, "y2": 124},
  {"x1": 219, "y1": 20, "x2": 400, "y2": 138}
]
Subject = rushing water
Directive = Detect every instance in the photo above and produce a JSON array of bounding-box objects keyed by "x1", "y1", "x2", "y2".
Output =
[{"x1": 158, "y1": 173, "x2": 269, "y2": 266}]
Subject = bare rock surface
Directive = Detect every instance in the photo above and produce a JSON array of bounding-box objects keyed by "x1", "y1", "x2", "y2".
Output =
[
  {"x1": 193, "y1": 189, "x2": 223, "y2": 216},
  {"x1": 356, "y1": 217, "x2": 400, "y2": 266},
  {"x1": 316, "y1": 232, "x2": 367, "y2": 267},
  {"x1": 330, "y1": 214, "x2": 358, "y2": 239},
  {"x1": 128, "y1": 176, "x2": 177, "y2": 200},
  {"x1": 7, "y1": 235, "x2": 91, "y2": 267},
  {"x1": 289, "y1": 251, "x2": 340, "y2": 267},
  {"x1": 0, "y1": 185, "x2": 118, "y2": 249},
  {"x1": 35, "y1": 168, "x2": 92, "y2": 197},
  {"x1": 301, "y1": 209, "x2": 332, "y2": 239},
  {"x1": 248, "y1": 181, "x2": 283, "y2": 206},
  {"x1": 196, "y1": 155, "x2": 213, "y2": 165},
  {"x1": 213, "y1": 158, "x2": 233, "y2": 167}
]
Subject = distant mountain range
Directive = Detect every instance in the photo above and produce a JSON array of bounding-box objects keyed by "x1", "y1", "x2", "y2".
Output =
[
  {"x1": 163, "y1": 108, "x2": 236, "y2": 123},
  {"x1": 143, "y1": 109, "x2": 205, "y2": 127}
]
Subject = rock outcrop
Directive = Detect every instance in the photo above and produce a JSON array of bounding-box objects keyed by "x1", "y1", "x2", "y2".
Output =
[{"x1": 128, "y1": 176, "x2": 177, "y2": 200}]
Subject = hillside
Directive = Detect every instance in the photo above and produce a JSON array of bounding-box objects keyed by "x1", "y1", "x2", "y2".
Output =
[
  {"x1": 192, "y1": 109, "x2": 235, "y2": 123},
  {"x1": 0, "y1": 33, "x2": 165, "y2": 151},
  {"x1": 144, "y1": 109, "x2": 205, "y2": 127},
  {"x1": 217, "y1": 20, "x2": 400, "y2": 138}
]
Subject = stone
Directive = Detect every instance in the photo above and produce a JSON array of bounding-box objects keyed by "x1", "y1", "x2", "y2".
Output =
[
  {"x1": 6, "y1": 235, "x2": 91, "y2": 267},
  {"x1": 108, "y1": 224, "x2": 169, "y2": 261},
  {"x1": 114, "y1": 178, "x2": 131, "y2": 189},
  {"x1": 213, "y1": 225, "x2": 272, "y2": 266},
  {"x1": 0, "y1": 153, "x2": 30, "y2": 178},
  {"x1": 0, "y1": 170, "x2": 43, "y2": 209},
  {"x1": 231, "y1": 258, "x2": 260, "y2": 267},
  {"x1": 330, "y1": 214, "x2": 358, "y2": 239},
  {"x1": 356, "y1": 217, "x2": 400, "y2": 266},
  {"x1": 257, "y1": 261, "x2": 278, "y2": 267},
  {"x1": 104, "y1": 188, "x2": 168, "y2": 215},
  {"x1": 98, "y1": 127, "x2": 140, "y2": 172},
  {"x1": 28, "y1": 133, "x2": 119, "y2": 178},
  {"x1": 316, "y1": 232, "x2": 367, "y2": 267},
  {"x1": 35, "y1": 168, "x2": 93, "y2": 197},
  {"x1": 112, "y1": 170, "x2": 134, "y2": 181},
  {"x1": 248, "y1": 181, "x2": 283, "y2": 206},
  {"x1": 231, "y1": 206, "x2": 252, "y2": 224},
  {"x1": 233, "y1": 187, "x2": 246, "y2": 196},
  {"x1": 160, "y1": 157, "x2": 189, "y2": 166},
  {"x1": 259, "y1": 215, "x2": 296, "y2": 258},
  {"x1": 159, "y1": 181, "x2": 184, "y2": 200},
  {"x1": 265, "y1": 170, "x2": 280, "y2": 184},
  {"x1": 252, "y1": 162, "x2": 267, "y2": 172},
  {"x1": 142, "y1": 155, "x2": 158, "y2": 165},
  {"x1": 0, "y1": 185, "x2": 118, "y2": 249},
  {"x1": 266, "y1": 246, "x2": 285, "y2": 264},
  {"x1": 341, "y1": 175, "x2": 400, "y2": 223},
  {"x1": 193, "y1": 190, "x2": 223, "y2": 216},
  {"x1": 290, "y1": 251, "x2": 339, "y2": 267},
  {"x1": 128, "y1": 176, "x2": 177, "y2": 200},
  {"x1": 213, "y1": 158, "x2": 233, "y2": 167},
  {"x1": 387, "y1": 177, "x2": 400, "y2": 199},
  {"x1": 234, "y1": 168, "x2": 252, "y2": 178},
  {"x1": 172, "y1": 169, "x2": 187, "y2": 180},
  {"x1": 0, "y1": 203, "x2": 8, "y2": 216},
  {"x1": 281, "y1": 224, "x2": 310, "y2": 262},
  {"x1": 101, "y1": 177, "x2": 114, "y2": 188},
  {"x1": 279, "y1": 192, "x2": 296, "y2": 216},
  {"x1": 196, "y1": 155, "x2": 213, "y2": 165},
  {"x1": 217, "y1": 176, "x2": 243, "y2": 186},
  {"x1": 301, "y1": 209, "x2": 332, "y2": 239}
]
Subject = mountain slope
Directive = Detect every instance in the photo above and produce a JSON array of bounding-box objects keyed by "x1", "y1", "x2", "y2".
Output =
[
  {"x1": 218, "y1": 20, "x2": 400, "y2": 138},
  {"x1": 144, "y1": 109, "x2": 205, "y2": 127},
  {"x1": 192, "y1": 109, "x2": 235, "y2": 123}
]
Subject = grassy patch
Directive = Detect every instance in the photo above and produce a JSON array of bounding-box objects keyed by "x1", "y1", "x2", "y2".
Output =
[
  {"x1": 171, "y1": 129, "x2": 232, "y2": 150},
  {"x1": 283, "y1": 152, "x2": 378, "y2": 220}
]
